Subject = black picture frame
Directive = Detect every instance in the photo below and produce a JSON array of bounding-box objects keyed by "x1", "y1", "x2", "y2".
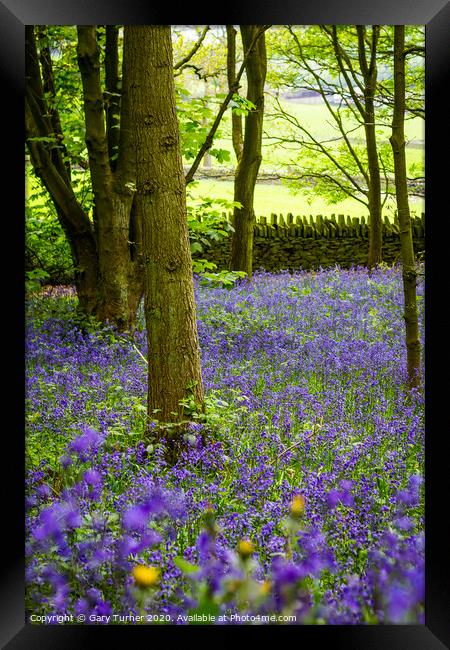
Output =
[{"x1": 2, "y1": 0, "x2": 449, "y2": 647}]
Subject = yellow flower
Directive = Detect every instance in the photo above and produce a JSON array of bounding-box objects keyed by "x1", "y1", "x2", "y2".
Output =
[
  {"x1": 259, "y1": 580, "x2": 271, "y2": 596},
  {"x1": 290, "y1": 494, "x2": 306, "y2": 518},
  {"x1": 237, "y1": 539, "x2": 255, "y2": 559},
  {"x1": 132, "y1": 565, "x2": 160, "y2": 588}
]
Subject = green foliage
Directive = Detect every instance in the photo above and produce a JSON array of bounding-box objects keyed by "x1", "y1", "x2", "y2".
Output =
[
  {"x1": 230, "y1": 93, "x2": 257, "y2": 116},
  {"x1": 177, "y1": 86, "x2": 231, "y2": 166},
  {"x1": 264, "y1": 25, "x2": 424, "y2": 209},
  {"x1": 187, "y1": 193, "x2": 247, "y2": 289},
  {"x1": 178, "y1": 387, "x2": 249, "y2": 434},
  {"x1": 186, "y1": 191, "x2": 243, "y2": 281},
  {"x1": 199, "y1": 270, "x2": 247, "y2": 289},
  {"x1": 25, "y1": 195, "x2": 75, "y2": 287},
  {"x1": 25, "y1": 269, "x2": 51, "y2": 294},
  {"x1": 209, "y1": 148, "x2": 230, "y2": 164},
  {"x1": 187, "y1": 192, "x2": 238, "y2": 254}
]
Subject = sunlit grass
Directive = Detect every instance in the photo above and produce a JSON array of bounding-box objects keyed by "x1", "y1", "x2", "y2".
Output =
[{"x1": 188, "y1": 178, "x2": 425, "y2": 222}]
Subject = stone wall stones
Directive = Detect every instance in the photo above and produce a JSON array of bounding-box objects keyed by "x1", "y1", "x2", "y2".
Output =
[{"x1": 193, "y1": 212, "x2": 425, "y2": 272}]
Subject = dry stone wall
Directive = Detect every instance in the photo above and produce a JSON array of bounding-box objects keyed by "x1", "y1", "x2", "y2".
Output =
[{"x1": 193, "y1": 212, "x2": 425, "y2": 272}]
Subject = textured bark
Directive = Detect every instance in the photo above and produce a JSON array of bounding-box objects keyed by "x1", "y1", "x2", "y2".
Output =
[
  {"x1": 356, "y1": 26, "x2": 383, "y2": 268},
  {"x1": 226, "y1": 25, "x2": 244, "y2": 163},
  {"x1": 26, "y1": 25, "x2": 143, "y2": 328},
  {"x1": 124, "y1": 26, "x2": 204, "y2": 452},
  {"x1": 390, "y1": 26, "x2": 421, "y2": 388},
  {"x1": 77, "y1": 26, "x2": 143, "y2": 330},
  {"x1": 230, "y1": 25, "x2": 267, "y2": 279}
]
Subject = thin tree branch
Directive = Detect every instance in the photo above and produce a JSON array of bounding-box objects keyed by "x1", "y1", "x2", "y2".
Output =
[
  {"x1": 269, "y1": 430, "x2": 315, "y2": 466},
  {"x1": 176, "y1": 63, "x2": 222, "y2": 81},
  {"x1": 185, "y1": 25, "x2": 271, "y2": 185},
  {"x1": 26, "y1": 95, "x2": 93, "y2": 239},
  {"x1": 35, "y1": 26, "x2": 72, "y2": 182},
  {"x1": 321, "y1": 25, "x2": 365, "y2": 94},
  {"x1": 285, "y1": 30, "x2": 369, "y2": 184},
  {"x1": 329, "y1": 26, "x2": 366, "y2": 118},
  {"x1": 403, "y1": 46, "x2": 425, "y2": 57},
  {"x1": 26, "y1": 25, "x2": 70, "y2": 186},
  {"x1": 270, "y1": 94, "x2": 367, "y2": 197},
  {"x1": 277, "y1": 170, "x2": 369, "y2": 207},
  {"x1": 131, "y1": 343, "x2": 148, "y2": 365},
  {"x1": 173, "y1": 25, "x2": 210, "y2": 72}
]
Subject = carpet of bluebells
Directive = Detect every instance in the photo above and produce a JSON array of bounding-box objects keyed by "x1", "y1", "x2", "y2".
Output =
[{"x1": 25, "y1": 265, "x2": 425, "y2": 625}]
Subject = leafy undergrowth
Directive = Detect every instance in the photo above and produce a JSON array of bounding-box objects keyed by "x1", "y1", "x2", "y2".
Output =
[{"x1": 25, "y1": 265, "x2": 425, "y2": 625}]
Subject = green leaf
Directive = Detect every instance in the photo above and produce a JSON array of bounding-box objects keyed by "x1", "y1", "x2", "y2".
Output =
[
  {"x1": 190, "y1": 241, "x2": 203, "y2": 254},
  {"x1": 174, "y1": 556, "x2": 200, "y2": 575},
  {"x1": 210, "y1": 148, "x2": 231, "y2": 164}
]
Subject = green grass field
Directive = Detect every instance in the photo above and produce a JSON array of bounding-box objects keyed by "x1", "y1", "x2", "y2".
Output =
[
  {"x1": 188, "y1": 178, "x2": 425, "y2": 223},
  {"x1": 211, "y1": 97, "x2": 424, "y2": 167},
  {"x1": 189, "y1": 98, "x2": 424, "y2": 221}
]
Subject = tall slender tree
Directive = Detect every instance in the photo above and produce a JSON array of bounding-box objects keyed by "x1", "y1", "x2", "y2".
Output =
[
  {"x1": 356, "y1": 25, "x2": 382, "y2": 268},
  {"x1": 226, "y1": 25, "x2": 244, "y2": 163},
  {"x1": 184, "y1": 26, "x2": 269, "y2": 185},
  {"x1": 268, "y1": 25, "x2": 386, "y2": 269},
  {"x1": 390, "y1": 25, "x2": 421, "y2": 388},
  {"x1": 124, "y1": 25, "x2": 204, "y2": 457},
  {"x1": 230, "y1": 25, "x2": 267, "y2": 279},
  {"x1": 330, "y1": 25, "x2": 383, "y2": 268}
]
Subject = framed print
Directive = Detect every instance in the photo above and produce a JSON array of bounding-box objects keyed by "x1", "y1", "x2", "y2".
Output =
[{"x1": 2, "y1": 0, "x2": 449, "y2": 647}]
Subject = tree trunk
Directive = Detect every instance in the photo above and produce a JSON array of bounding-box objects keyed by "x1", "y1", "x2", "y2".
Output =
[
  {"x1": 356, "y1": 26, "x2": 383, "y2": 268},
  {"x1": 25, "y1": 33, "x2": 101, "y2": 318},
  {"x1": 365, "y1": 99, "x2": 383, "y2": 268},
  {"x1": 226, "y1": 25, "x2": 244, "y2": 163},
  {"x1": 77, "y1": 26, "x2": 143, "y2": 330},
  {"x1": 390, "y1": 25, "x2": 421, "y2": 388},
  {"x1": 124, "y1": 25, "x2": 204, "y2": 456},
  {"x1": 26, "y1": 25, "x2": 143, "y2": 330},
  {"x1": 230, "y1": 25, "x2": 267, "y2": 279}
]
